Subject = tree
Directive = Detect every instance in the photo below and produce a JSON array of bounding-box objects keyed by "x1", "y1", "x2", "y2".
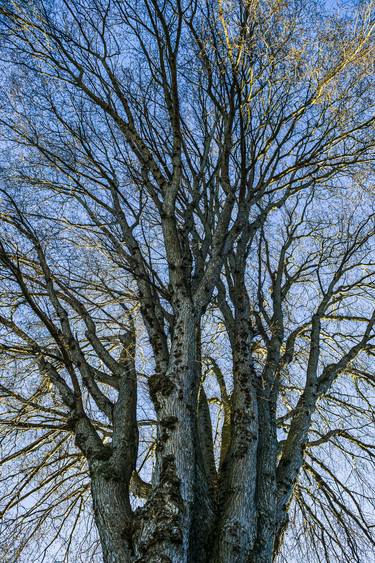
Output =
[{"x1": 0, "y1": 0, "x2": 374, "y2": 562}]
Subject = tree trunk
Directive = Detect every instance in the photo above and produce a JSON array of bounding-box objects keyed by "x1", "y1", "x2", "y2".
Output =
[
  {"x1": 90, "y1": 461, "x2": 134, "y2": 563},
  {"x1": 248, "y1": 394, "x2": 278, "y2": 563},
  {"x1": 212, "y1": 316, "x2": 259, "y2": 562},
  {"x1": 135, "y1": 299, "x2": 214, "y2": 562},
  {"x1": 88, "y1": 306, "x2": 285, "y2": 563}
]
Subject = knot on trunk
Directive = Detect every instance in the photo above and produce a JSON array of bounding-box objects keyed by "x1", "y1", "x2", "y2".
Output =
[
  {"x1": 148, "y1": 374, "x2": 175, "y2": 410},
  {"x1": 134, "y1": 455, "x2": 184, "y2": 561}
]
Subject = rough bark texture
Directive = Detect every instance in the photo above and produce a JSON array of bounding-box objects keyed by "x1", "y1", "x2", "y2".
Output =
[
  {"x1": 212, "y1": 322, "x2": 259, "y2": 563},
  {"x1": 90, "y1": 465, "x2": 134, "y2": 563}
]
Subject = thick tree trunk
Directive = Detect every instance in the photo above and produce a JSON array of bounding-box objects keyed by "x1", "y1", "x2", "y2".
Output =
[
  {"x1": 90, "y1": 461, "x2": 134, "y2": 563},
  {"x1": 88, "y1": 307, "x2": 286, "y2": 563},
  {"x1": 134, "y1": 299, "x2": 215, "y2": 562}
]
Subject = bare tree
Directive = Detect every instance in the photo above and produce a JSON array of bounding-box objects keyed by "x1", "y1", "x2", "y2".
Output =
[{"x1": 0, "y1": 1, "x2": 374, "y2": 562}]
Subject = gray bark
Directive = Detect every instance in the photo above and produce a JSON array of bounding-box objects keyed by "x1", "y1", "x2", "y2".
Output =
[
  {"x1": 212, "y1": 315, "x2": 259, "y2": 563},
  {"x1": 91, "y1": 463, "x2": 134, "y2": 563},
  {"x1": 135, "y1": 301, "x2": 201, "y2": 562}
]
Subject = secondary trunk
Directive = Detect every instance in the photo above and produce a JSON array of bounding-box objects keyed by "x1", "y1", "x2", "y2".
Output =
[{"x1": 211, "y1": 314, "x2": 259, "y2": 563}]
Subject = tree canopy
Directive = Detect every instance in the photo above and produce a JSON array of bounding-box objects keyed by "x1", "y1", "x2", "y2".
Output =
[{"x1": 0, "y1": 1, "x2": 374, "y2": 562}]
